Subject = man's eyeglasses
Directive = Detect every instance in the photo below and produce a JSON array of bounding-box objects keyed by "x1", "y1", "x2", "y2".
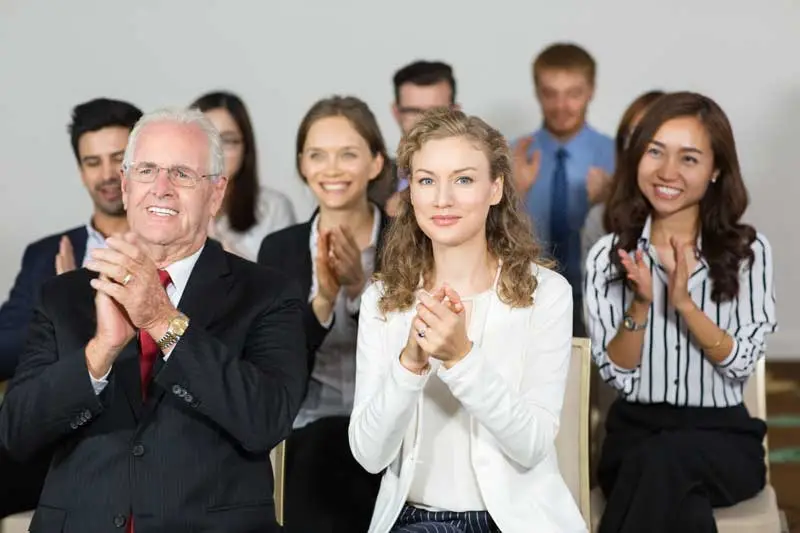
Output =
[{"x1": 124, "y1": 162, "x2": 218, "y2": 188}]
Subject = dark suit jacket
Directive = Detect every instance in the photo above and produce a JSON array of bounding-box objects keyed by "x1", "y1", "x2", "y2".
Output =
[
  {"x1": 0, "y1": 226, "x2": 87, "y2": 380},
  {"x1": 0, "y1": 240, "x2": 307, "y2": 533},
  {"x1": 256, "y1": 207, "x2": 391, "y2": 374}
]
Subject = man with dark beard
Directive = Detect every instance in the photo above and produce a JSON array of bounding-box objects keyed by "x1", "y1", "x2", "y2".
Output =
[{"x1": 0, "y1": 97, "x2": 141, "y2": 517}]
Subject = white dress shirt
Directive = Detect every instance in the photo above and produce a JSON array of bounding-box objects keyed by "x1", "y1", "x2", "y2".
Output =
[
  {"x1": 293, "y1": 204, "x2": 381, "y2": 428},
  {"x1": 211, "y1": 187, "x2": 296, "y2": 262},
  {"x1": 583, "y1": 216, "x2": 778, "y2": 407},
  {"x1": 81, "y1": 221, "x2": 108, "y2": 267},
  {"x1": 349, "y1": 263, "x2": 588, "y2": 533},
  {"x1": 90, "y1": 245, "x2": 204, "y2": 394}
]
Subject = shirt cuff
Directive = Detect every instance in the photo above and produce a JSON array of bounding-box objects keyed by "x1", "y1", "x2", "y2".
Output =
[
  {"x1": 608, "y1": 359, "x2": 639, "y2": 374},
  {"x1": 345, "y1": 294, "x2": 362, "y2": 316},
  {"x1": 90, "y1": 367, "x2": 111, "y2": 395},
  {"x1": 162, "y1": 345, "x2": 176, "y2": 362},
  {"x1": 391, "y1": 354, "x2": 431, "y2": 390},
  {"x1": 319, "y1": 311, "x2": 334, "y2": 330},
  {"x1": 438, "y1": 343, "x2": 481, "y2": 384}
]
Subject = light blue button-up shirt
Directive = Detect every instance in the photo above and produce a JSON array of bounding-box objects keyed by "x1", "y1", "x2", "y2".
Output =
[{"x1": 519, "y1": 123, "x2": 615, "y2": 295}]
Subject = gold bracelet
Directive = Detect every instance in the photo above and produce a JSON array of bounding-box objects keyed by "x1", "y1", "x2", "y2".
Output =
[{"x1": 704, "y1": 331, "x2": 728, "y2": 350}]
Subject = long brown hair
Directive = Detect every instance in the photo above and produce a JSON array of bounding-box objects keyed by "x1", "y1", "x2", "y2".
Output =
[
  {"x1": 604, "y1": 91, "x2": 755, "y2": 302},
  {"x1": 295, "y1": 96, "x2": 391, "y2": 198},
  {"x1": 377, "y1": 108, "x2": 548, "y2": 314},
  {"x1": 190, "y1": 91, "x2": 259, "y2": 233}
]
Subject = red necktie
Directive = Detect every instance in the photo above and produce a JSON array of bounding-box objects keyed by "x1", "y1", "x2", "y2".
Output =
[
  {"x1": 129, "y1": 269, "x2": 171, "y2": 532},
  {"x1": 138, "y1": 269, "x2": 172, "y2": 399}
]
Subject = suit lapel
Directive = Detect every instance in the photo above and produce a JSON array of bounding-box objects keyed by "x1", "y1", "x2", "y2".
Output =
[
  {"x1": 70, "y1": 226, "x2": 88, "y2": 268},
  {"x1": 138, "y1": 240, "x2": 233, "y2": 425}
]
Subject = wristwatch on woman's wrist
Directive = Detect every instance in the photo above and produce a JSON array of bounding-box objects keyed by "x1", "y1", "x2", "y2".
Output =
[{"x1": 623, "y1": 314, "x2": 647, "y2": 331}]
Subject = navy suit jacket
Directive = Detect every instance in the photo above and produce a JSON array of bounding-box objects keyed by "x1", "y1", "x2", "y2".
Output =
[{"x1": 0, "y1": 226, "x2": 87, "y2": 380}]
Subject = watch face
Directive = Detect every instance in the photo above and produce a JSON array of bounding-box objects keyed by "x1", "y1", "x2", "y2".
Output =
[
  {"x1": 170, "y1": 314, "x2": 190, "y2": 335},
  {"x1": 623, "y1": 316, "x2": 635, "y2": 330}
]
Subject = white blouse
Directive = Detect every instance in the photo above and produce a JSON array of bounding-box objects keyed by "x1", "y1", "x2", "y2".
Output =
[
  {"x1": 212, "y1": 187, "x2": 296, "y2": 262},
  {"x1": 407, "y1": 289, "x2": 493, "y2": 512}
]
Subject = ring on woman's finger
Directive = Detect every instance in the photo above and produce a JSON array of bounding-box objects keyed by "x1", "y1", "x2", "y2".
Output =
[
  {"x1": 417, "y1": 326, "x2": 426, "y2": 338},
  {"x1": 121, "y1": 272, "x2": 133, "y2": 286}
]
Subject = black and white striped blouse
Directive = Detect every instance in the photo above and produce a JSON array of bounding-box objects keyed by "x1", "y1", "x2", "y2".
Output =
[{"x1": 583, "y1": 216, "x2": 778, "y2": 408}]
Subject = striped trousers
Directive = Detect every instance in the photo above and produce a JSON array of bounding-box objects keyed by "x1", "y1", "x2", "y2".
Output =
[{"x1": 391, "y1": 504, "x2": 500, "y2": 533}]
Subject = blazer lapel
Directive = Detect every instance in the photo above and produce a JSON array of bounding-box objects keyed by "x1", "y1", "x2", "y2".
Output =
[
  {"x1": 70, "y1": 226, "x2": 88, "y2": 268},
  {"x1": 138, "y1": 240, "x2": 232, "y2": 425}
]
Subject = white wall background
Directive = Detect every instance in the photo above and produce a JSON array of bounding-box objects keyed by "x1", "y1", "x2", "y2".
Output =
[{"x1": 1, "y1": 0, "x2": 799, "y2": 358}]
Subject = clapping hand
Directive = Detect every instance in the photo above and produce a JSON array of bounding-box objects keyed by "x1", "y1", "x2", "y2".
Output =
[
  {"x1": 55, "y1": 235, "x2": 76, "y2": 275},
  {"x1": 86, "y1": 233, "x2": 176, "y2": 332},
  {"x1": 328, "y1": 226, "x2": 366, "y2": 300},
  {"x1": 618, "y1": 249, "x2": 653, "y2": 304},
  {"x1": 413, "y1": 285, "x2": 472, "y2": 369},
  {"x1": 512, "y1": 135, "x2": 541, "y2": 196},
  {"x1": 662, "y1": 237, "x2": 695, "y2": 313}
]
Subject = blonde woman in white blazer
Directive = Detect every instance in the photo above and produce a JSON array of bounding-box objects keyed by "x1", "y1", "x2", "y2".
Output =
[{"x1": 348, "y1": 108, "x2": 587, "y2": 533}]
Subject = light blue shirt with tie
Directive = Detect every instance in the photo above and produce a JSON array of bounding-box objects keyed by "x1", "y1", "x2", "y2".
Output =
[{"x1": 518, "y1": 123, "x2": 615, "y2": 295}]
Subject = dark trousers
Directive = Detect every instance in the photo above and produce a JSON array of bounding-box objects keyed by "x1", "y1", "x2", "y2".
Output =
[
  {"x1": 283, "y1": 416, "x2": 381, "y2": 533},
  {"x1": 0, "y1": 447, "x2": 49, "y2": 517},
  {"x1": 391, "y1": 504, "x2": 499, "y2": 533},
  {"x1": 598, "y1": 399, "x2": 767, "y2": 533}
]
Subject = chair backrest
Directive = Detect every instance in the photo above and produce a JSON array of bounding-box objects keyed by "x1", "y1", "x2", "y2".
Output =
[
  {"x1": 742, "y1": 357, "x2": 771, "y2": 479},
  {"x1": 270, "y1": 440, "x2": 287, "y2": 526},
  {"x1": 555, "y1": 337, "x2": 592, "y2": 528}
]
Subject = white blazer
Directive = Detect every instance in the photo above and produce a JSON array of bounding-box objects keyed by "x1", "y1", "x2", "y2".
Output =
[{"x1": 348, "y1": 263, "x2": 587, "y2": 533}]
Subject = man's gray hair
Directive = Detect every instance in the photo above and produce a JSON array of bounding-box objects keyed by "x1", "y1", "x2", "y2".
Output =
[{"x1": 122, "y1": 107, "x2": 224, "y2": 177}]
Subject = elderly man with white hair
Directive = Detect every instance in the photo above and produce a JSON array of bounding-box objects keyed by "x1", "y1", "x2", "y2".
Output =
[{"x1": 0, "y1": 108, "x2": 307, "y2": 533}]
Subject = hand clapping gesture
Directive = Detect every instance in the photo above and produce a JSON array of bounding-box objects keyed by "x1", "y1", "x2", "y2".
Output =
[
  {"x1": 619, "y1": 237, "x2": 696, "y2": 313},
  {"x1": 618, "y1": 248, "x2": 653, "y2": 304},
  {"x1": 401, "y1": 285, "x2": 472, "y2": 372},
  {"x1": 55, "y1": 235, "x2": 77, "y2": 275},
  {"x1": 328, "y1": 226, "x2": 366, "y2": 300},
  {"x1": 660, "y1": 237, "x2": 695, "y2": 313},
  {"x1": 83, "y1": 232, "x2": 178, "y2": 377},
  {"x1": 512, "y1": 135, "x2": 541, "y2": 197}
]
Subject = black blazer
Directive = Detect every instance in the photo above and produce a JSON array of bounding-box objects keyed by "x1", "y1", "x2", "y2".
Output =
[
  {"x1": 256, "y1": 207, "x2": 391, "y2": 374},
  {"x1": 0, "y1": 226, "x2": 87, "y2": 380},
  {"x1": 0, "y1": 240, "x2": 308, "y2": 533}
]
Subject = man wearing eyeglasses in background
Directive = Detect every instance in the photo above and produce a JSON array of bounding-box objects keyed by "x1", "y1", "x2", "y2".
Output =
[
  {"x1": 0, "y1": 108, "x2": 306, "y2": 532},
  {"x1": 372, "y1": 60, "x2": 460, "y2": 216},
  {"x1": 0, "y1": 97, "x2": 141, "y2": 518}
]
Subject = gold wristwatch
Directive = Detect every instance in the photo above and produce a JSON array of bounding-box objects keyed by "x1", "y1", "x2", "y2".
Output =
[{"x1": 156, "y1": 313, "x2": 190, "y2": 350}]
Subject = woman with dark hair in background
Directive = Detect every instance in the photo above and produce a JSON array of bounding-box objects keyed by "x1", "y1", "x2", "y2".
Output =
[
  {"x1": 191, "y1": 91, "x2": 296, "y2": 260},
  {"x1": 258, "y1": 96, "x2": 390, "y2": 532},
  {"x1": 584, "y1": 92, "x2": 777, "y2": 533},
  {"x1": 580, "y1": 90, "x2": 665, "y2": 266}
]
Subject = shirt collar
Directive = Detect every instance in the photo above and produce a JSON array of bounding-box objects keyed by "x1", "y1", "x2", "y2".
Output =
[
  {"x1": 637, "y1": 214, "x2": 704, "y2": 251},
  {"x1": 637, "y1": 214, "x2": 707, "y2": 273},
  {"x1": 85, "y1": 220, "x2": 107, "y2": 246},
  {"x1": 163, "y1": 245, "x2": 204, "y2": 292},
  {"x1": 538, "y1": 122, "x2": 593, "y2": 155}
]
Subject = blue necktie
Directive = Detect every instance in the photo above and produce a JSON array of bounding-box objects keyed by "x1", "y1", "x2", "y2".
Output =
[{"x1": 550, "y1": 148, "x2": 569, "y2": 268}]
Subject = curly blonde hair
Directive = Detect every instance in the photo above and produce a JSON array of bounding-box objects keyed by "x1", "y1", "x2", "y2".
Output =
[{"x1": 377, "y1": 108, "x2": 550, "y2": 314}]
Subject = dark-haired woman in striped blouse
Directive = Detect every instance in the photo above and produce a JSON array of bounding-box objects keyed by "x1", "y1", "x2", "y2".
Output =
[{"x1": 584, "y1": 92, "x2": 777, "y2": 533}]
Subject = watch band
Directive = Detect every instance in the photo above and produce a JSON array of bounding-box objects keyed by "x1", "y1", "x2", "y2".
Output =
[{"x1": 156, "y1": 330, "x2": 180, "y2": 351}]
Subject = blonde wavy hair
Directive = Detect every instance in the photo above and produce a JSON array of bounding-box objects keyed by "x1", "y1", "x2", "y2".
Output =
[{"x1": 377, "y1": 108, "x2": 550, "y2": 314}]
